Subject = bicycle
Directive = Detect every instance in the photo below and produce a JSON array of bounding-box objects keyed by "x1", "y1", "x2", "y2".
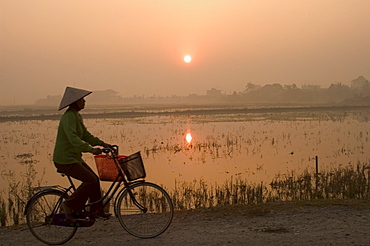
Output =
[{"x1": 24, "y1": 145, "x2": 174, "y2": 245}]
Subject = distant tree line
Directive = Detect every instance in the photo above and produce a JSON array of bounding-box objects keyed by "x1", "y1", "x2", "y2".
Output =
[
  {"x1": 35, "y1": 76, "x2": 370, "y2": 106},
  {"x1": 222, "y1": 76, "x2": 370, "y2": 105}
]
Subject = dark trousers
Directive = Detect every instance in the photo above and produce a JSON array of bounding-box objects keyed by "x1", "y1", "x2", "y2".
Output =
[{"x1": 54, "y1": 162, "x2": 103, "y2": 213}]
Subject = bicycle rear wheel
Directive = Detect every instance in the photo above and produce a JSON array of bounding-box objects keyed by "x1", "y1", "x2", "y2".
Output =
[
  {"x1": 26, "y1": 190, "x2": 77, "y2": 245},
  {"x1": 116, "y1": 182, "x2": 174, "y2": 238}
]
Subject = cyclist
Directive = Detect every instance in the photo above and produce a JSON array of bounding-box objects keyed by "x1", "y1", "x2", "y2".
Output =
[{"x1": 53, "y1": 86, "x2": 111, "y2": 219}]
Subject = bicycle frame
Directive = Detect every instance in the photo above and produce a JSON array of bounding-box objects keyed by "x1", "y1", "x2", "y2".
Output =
[
  {"x1": 26, "y1": 145, "x2": 173, "y2": 244},
  {"x1": 25, "y1": 145, "x2": 146, "y2": 218}
]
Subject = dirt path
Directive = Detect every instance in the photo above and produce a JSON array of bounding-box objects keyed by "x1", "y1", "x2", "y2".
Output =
[{"x1": 1, "y1": 200, "x2": 369, "y2": 246}]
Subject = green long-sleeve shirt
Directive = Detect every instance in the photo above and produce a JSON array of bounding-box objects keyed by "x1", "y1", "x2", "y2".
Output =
[{"x1": 53, "y1": 108, "x2": 103, "y2": 164}]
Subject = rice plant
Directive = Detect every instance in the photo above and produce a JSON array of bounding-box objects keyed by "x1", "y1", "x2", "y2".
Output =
[
  {"x1": 269, "y1": 162, "x2": 370, "y2": 201},
  {"x1": 317, "y1": 162, "x2": 370, "y2": 199},
  {"x1": 170, "y1": 177, "x2": 269, "y2": 210},
  {"x1": 169, "y1": 162, "x2": 370, "y2": 211},
  {"x1": 0, "y1": 155, "x2": 45, "y2": 226},
  {"x1": 0, "y1": 193, "x2": 6, "y2": 226}
]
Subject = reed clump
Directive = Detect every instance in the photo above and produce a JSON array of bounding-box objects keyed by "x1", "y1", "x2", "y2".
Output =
[
  {"x1": 171, "y1": 179, "x2": 213, "y2": 210},
  {"x1": 0, "y1": 154, "x2": 44, "y2": 227},
  {"x1": 170, "y1": 162, "x2": 370, "y2": 211},
  {"x1": 318, "y1": 162, "x2": 370, "y2": 199},
  {"x1": 270, "y1": 162, "x2": 370, "y2": 201},
  {"x1": 170, "y1": 178, "x2": 269, "y2": 210}
]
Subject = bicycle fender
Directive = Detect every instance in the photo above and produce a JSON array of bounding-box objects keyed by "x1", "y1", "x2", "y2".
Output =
[{"x1": 24, "y1": 187, "x2": 68, "y2": 215}]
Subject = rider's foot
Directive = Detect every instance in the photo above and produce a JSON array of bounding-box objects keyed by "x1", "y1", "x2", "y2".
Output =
[
  {"x1": 62, "y1": 202, "x2": 72, "y2": 214},
  {"x1": 62, "y1": 202, "x2": 75, "y2": 221}
]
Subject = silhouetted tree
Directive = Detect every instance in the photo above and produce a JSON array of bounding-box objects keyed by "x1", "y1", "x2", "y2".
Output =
[
  {"x1": 244, "y1": 82, "x2": 261, "y2": 93},
  {"x1": 282, "y1": 84, "x2": 301, "y2": 102},
  {"x1": 326, "y1": 82, "x2": 352, "y2": 102}
]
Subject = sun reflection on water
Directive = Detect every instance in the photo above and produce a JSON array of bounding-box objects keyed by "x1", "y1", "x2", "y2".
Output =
[{"x1": 185, "y1": 132, "x2": 192, "y2": 144}]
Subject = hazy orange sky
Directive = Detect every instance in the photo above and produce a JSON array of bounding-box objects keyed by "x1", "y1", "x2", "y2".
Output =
[{"x1": 1, "y1": 0, "x2": 370, "y2": 105}]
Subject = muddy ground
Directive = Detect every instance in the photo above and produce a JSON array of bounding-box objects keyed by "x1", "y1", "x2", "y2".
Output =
[{"x1": 1, "y1": 200, "x2": 369, "y2": 246}]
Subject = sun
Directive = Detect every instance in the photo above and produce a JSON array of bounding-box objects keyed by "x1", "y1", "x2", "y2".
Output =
[{"x1": 184, "y1": 55, "x2": 192, "y2": 63}]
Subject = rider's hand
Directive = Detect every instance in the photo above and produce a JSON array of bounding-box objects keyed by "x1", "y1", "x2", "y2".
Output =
[{"x1": 91, "y1": 148, "x2": 102, "y2": 155}]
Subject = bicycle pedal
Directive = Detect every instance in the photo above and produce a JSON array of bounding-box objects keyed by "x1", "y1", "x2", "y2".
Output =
[
  {"x1": 74, "y1": 217, "x2": 92, "y2": 222},
  {"x1": 65, "y1": 217, "x2": 95, "y2": 227},
  {"x1": 96, "y1": 216, "x2": 110, "y2": 221}
]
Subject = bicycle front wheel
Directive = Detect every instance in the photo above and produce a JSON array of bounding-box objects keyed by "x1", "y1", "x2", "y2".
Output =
[
  {"x1": 26, "y1": 190, "x2": 77, "y2": 245},
  {"x1": 116, "y1": 182, "x2": 174, "y2": 238}
]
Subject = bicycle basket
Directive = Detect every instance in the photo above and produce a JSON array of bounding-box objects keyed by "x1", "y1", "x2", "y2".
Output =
[
  {"x1": 94, "y1": 155, "x2": 126, "y2": 181},
  {"x1": 118, "y1": 152, "x2": 146, "y2": 181}
]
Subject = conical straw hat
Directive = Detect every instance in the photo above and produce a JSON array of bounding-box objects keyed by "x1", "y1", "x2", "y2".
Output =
[{"x1": 58, "y1": 87, "x2": 92, "y2": 110}]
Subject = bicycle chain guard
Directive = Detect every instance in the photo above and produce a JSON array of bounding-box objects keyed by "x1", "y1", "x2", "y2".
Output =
[{"x1": 51, "y1": 212, "x2": 95, "y2": 227}]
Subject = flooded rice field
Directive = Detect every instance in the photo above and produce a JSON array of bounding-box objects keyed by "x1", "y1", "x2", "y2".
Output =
[{"x1": 1, "y1": 105, "x2": 369, "y2": 191}]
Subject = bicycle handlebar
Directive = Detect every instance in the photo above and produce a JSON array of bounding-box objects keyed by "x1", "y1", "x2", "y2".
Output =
[{"x1": 102, "y1": 145, "x2": 119, "y2": 156}]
